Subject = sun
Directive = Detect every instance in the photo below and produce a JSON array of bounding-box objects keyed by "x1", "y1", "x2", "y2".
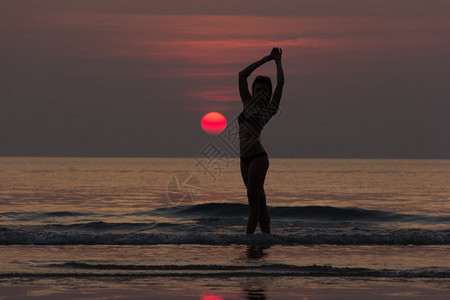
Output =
[{"x1": 201, "y1": 112, "x2": 227, "y2": 135}]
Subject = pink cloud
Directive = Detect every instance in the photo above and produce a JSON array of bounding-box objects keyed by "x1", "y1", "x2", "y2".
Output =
[
  {"x1": 8, "y1": 12, "x2": 449, "y2": 78},
  {"x1": 189, "y1": 88, "x2": 238, "y2": 102},
  {"x1": 188, "y1": 105, "x2": 235, "y2": 112}
]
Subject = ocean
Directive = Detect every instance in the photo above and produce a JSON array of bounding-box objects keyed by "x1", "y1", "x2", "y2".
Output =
[{"x1": 0, "y1": 157, "x2": 449, "y2": 299}]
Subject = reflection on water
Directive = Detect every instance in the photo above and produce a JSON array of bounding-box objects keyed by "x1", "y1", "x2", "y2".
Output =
[
  {"x1": 241, "y1": 245, "x2": 271, "y2": 299},
  {"x1": 241, "y1": 277, "x2": 267, "y2": 300},
  {"x1": 200, "y1": 291, "x2": 224, "y2": 300},
  {"x1": 0, "y1": 158, "x2": 448, "y2": 216},
  {"x1": 246, "y1": 245, "x2": 269, "y2": 260}
]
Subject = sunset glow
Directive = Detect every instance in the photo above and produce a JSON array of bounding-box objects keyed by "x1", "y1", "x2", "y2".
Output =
[
  {"x1": 201, "y1": 112, "x2": 227, "y2": 135},
  {"x1": 1, "y1": 1, "x2": 450, "y2": 299},
  {"x1": 1, "y1": 0, "x2": 449, "y2": 157},
  {"x1": 201, "y1": 296, "x2": 223, "y2": 300}
]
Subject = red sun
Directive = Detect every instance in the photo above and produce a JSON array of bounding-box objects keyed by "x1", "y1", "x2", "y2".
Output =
[{"x1": 201, "y1": 112, "x2": 227, "y2": 135}]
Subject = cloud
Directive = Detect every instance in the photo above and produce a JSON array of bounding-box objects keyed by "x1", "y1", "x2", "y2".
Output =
[
  {"x1": 1, "y1": 3, "x2": 449, "y2": 157},
  {"x1": 189, "y1": 88, "x2": 238, "y2": 102},
  {"x1": 5, "y1": 12, "x2": 449, "y2": 75},
  {"x1": 4, "y1": 0, "x2": 450, "y2": 17}
]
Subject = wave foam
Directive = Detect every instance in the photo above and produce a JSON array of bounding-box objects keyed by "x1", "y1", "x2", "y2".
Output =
[{"x1": 1, "y1": 230, "x2": 448, "y2": 246}]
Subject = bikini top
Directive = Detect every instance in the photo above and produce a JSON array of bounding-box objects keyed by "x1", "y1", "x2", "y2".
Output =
[
  {"x1": 238, "y1": 92, "x2": 278, "y2": 131},
  {"x1": 238, "y1": 110, "x2": 264, "y2": 130}
]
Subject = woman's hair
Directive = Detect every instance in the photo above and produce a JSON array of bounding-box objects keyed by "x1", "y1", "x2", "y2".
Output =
[{"x1": 252, "y1": 75, "x2": 272, "y2": 97}]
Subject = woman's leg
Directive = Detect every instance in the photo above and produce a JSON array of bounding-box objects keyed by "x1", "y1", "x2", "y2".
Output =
[
  {"x1": 258, "y1": 188, "x2": 270, "y2": 233},
  {"x1": 240, "y1": 159, "x2": 249, "y2": 188},
  {"x1": 246, "y1": 155, "x2": 269, "y2": 234}
]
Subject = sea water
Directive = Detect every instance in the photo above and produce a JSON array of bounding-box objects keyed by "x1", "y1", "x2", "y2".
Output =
[{"x1": 0, "y1": 157, "x2": 449, "y2": 299}]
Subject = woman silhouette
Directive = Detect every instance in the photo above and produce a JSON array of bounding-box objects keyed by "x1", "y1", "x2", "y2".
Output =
[{"x1": 238, "y1": 47, "x2": 284, "y2": 234}]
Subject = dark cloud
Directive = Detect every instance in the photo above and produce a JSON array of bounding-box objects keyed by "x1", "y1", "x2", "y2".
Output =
[{"x1": 4, "y1": 0, "x2": 450, "y2": 17}]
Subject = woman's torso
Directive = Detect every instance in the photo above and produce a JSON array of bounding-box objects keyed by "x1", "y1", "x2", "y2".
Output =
[
  {"x1": 238, "y1": 109, "x2": 266, "y2": 157},
  {"x1": 239, "y1": 91, "x2": 279, "y2": 157}
]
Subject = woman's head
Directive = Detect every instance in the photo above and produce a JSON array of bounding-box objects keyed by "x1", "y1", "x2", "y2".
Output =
[{"x1": 252, "y1": 75, "x2": 272, "y2": 99}]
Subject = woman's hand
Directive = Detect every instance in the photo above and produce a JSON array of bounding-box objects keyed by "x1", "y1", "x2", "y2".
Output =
[{"x1": 271, "y1": 47, "x2": 282, "y2": 61}]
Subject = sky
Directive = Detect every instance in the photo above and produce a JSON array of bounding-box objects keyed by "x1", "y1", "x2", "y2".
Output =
[{"x1": 1, "y1": 0, "x2": 449, "y2": 158}]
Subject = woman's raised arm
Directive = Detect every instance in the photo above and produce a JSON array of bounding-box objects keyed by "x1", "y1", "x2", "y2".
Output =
[
  {"x1": 271, "y1": 48, "x2": 284, "y2": 110},
  {"x1": 239, "y1": 53, "x2": 273, "y2": 105}
]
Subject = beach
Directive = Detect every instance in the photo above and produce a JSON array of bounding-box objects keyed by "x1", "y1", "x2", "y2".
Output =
[{"x1": 0, "y1": 157, "x2": 449, "y2": 299}]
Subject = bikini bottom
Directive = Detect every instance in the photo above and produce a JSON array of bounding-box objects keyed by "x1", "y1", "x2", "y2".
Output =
[{"x1": 240, "y1": 151, "x2": 268, "y2": 169}]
